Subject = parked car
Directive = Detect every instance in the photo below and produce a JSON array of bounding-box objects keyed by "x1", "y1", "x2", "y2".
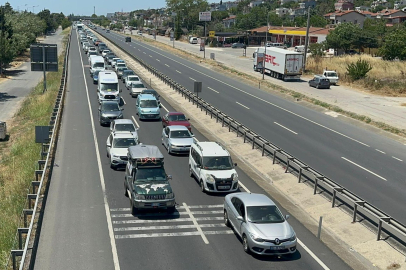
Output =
[
  {"x1": 161, "y1": 125, "x2": 194, "y2": 155},
  {"x1": 162, "y1": 112, "x2": 191, "y2": 131},
  {"x1": 308, "y1": 75, "x2": 330, "y2": 89},
  {"x1": 232, "y1": 43, "x2": 245, "y2": 48}
]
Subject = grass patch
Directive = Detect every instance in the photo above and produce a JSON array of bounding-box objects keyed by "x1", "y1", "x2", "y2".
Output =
[{"x1": 0, "y1": 28, "x2": 70, "y2": 268}]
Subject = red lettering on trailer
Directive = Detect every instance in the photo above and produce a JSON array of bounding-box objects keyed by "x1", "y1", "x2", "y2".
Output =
[{"x1": 265, "y1": 54, "x2": 279, "y2": 66}]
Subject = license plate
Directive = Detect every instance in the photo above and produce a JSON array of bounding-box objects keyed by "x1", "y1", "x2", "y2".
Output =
[
  {"x1": 218, "y1": 186, "x2": 230, "y2": 190},
  {"x1": 152, "y1": 203, "x2": 159, "y2": 207},
  {"x1": 270, "y1": 246, "x2": 285, "y2": 250}
]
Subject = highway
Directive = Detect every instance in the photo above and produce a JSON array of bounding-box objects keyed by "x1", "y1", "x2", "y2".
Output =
[
  {"x1": 96, "y1": 29, "x2": 406, "y2": 224},
  {"x1": 33, "y1": 30, "x2": 352, "y2": 270}
]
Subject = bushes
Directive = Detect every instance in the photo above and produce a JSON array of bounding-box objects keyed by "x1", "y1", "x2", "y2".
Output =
[{"x1": 346, "y1": 59, "x2": 372, "y2": 81}]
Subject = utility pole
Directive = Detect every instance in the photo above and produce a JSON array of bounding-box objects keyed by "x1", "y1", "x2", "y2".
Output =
[
  {"x1": 303, "y1": 6, "x2": 311, "y2": 71},
  {"x1": 263, "y1": 8, "x2": 269, "y2": 80},
  {"x1": 204, "y1": 21, "x2": 206, "y2": 59},
  {"x1": 94, "y1": 6, "x2": 95, "y2": 16}
]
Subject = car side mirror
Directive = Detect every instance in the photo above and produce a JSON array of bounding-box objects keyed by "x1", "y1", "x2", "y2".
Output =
[
  {"x1": 121, "y1": 108, "x2": 124, "y2": 111},
  {"x1": 159, "y1": 105, "x2": 162, "y2": 108},
  {"x1": 285, "y1": 214, "x2": 290, "y2": 220},
  {"x1": 234, "y1": 163, "x2": 237, "y2": 167},
  {"x1": 167, "y1": 175, "x2": 172, "y2": 180},
  {"x1": 237, "y1": 216, "x2": 244, "y2": 222}
]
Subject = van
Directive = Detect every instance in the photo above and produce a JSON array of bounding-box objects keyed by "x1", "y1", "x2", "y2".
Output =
[
  {"x1": 136, "y1": 94, "x2": 160, "y2": 120},
  {"x1": 90, "y1": 56, "x2": 105, "y2": 75},
  {"x1": 266, "y1": 42, "x2": 286, "y2": 48},
  {"x1": 189, "y1": 37, "x2": 198, "y2": 44},
  {"x1": 98, "y1": 71, "x2": 121, "y2": 103}
]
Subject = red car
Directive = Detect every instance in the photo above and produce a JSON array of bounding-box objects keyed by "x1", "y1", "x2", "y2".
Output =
[{"x1": 162, "y1": 112, "x2": 191, "y2": 131}]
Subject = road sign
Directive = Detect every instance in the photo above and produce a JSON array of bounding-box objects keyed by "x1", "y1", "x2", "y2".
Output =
[
  {"x1": 194, "y1": 82, "x2": 202, "y2": 97},
  {"x1": 199, "y1": 12, "x2": 211, "y2": 21},
  {"x1": 35, "y1": 126, "x2": 51, "y2": 143},
  {"x1": 209, "y1": 31, "x2": 215, "y2": 37},
  {"x1": 30, "y1": 44, "x2": 58, "y2": 72},
  {"x1": 170, "y1": 31, "x2": 174, "y2": 41}
]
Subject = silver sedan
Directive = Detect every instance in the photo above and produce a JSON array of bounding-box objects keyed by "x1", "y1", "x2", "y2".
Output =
[
  {"x1": 161, "y1": 125, "x2": 194, "y2": 155},
  {"x1": 223, "y1": 192, "x2": 297, "y2": 256}
]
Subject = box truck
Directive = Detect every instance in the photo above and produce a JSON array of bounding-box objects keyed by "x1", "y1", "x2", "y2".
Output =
[{"x1": 253, "y1": 47, "x2": 304, "y2": 81}]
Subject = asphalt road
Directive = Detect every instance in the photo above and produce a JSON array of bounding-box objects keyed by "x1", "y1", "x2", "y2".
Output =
[
  {"x1": 34, "y1": 30, "x2": 352, "y2": 270},
  {"x1": 97, "y1": 29, "x2": 406, "y2": 225}
]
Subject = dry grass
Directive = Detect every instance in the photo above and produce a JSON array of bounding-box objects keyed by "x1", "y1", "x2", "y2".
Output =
[
  {"x1": 387, "y1": 262, "x2": 401, "y2": 270},
  {"x1": 0, "y1": 29, "x2": 69, "y2": 268},
  {"x1": 401, "y1": 103, "x2": 406, "y2": 106},
  {"x1": 306, "y1": 55, "x2": 406, "y2": 96}
]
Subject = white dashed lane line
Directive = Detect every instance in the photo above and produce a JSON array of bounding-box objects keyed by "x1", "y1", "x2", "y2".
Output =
[
  {"x1": 189, "y1": 77, "x2": 196, "y2": 81},
  {"x1": 176, "y1": 70, "x2": 181, "y2": 74},
  {"x1": 236, "y1": 102, "x2": 249, "y2": 110},
  {"x1": 341, "y1": 157, "x2": 387, "y2": 181},
  {"x1": 143, "y1": 52, "x2": 146, "y2": 54},
  {"x1": 165, "y1": 64, "x2": 170, "y2": 67},
  {"x1": 375, "y1": 149, "x2": 386, "y2": 154},
  {"x1": 208, "y1": 87, "x2": 219, "y2": 93},
  {"x1": 392, "y1": 156, "x2": 403, "y2": 162},
  {"x1": 156, "y1": 59, "x2": 160, "y2": 62},
  {"x1": 160, "y1": 104, "x2": 169, "y2": 112},
  {"x1": 274, "y1": 122, "x2": 298, "y2": 135},
  {"x1": 131, "y1": 116, "x2": 140, "y2": 128}
]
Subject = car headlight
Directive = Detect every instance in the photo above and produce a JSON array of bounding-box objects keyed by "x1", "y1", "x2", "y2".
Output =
[
  {"x1": 165, "y1": 193, "x2": 174, "y2": 199},
  {"x1": 249, "y1": 232, "x2": 264, "y2": 242},
  {"x1": 232, "y1": 173, "x2": 239, "y2": 182},
  {"x1": 112, "y1": 154, "x2": 119, "y2": 158},
  {"x1": 134, "y1": 194, "x2": 145, "y2": 200},
  {"x1": 287, "y1": 233, "x2": 296, "y2": 242},
  {"x1": 206, "y1": 174, "x2": 215, "y2": 183}
]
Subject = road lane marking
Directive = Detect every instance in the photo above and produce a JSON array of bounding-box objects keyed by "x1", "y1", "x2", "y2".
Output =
[
  {"x1": 165, "y1": 64, "x2": 170, "y2": 67},
  {"x1": 176, "y1": 70, "x2": 181, "y2": 74},
  {"x1": 121, "y1": 97, "x2": 126, "y2": 105},
  {"x1": 114, "y1": 224, "x2": 225, "y2": 232},
  {"x1": 143, "y1": 52, "x2": 146, "y2": 54},
  {"x1": 128, "y1": 41, "x2": 369, "y2": 147},
  {"x1": 114, "y1": 231, "x2": 233, "y2": 239},
  {"x1": 392, "y1": 156, "x2": 403, "y2": 162},
  {"x1": 208, "y1": 87, "x2": 219, "y2": 93},
  {"x1": 160, "y1": 104, "x2": 169, "y2": 112},
  {"x1": 236, "y1": 102, "x2": 249, "y2": 109},
  {"x1": 138, "y1": 49, "x2": 140, "y2": 51},
  {"x1": 189, "y1": 77, "x2": 196, "y2": 81},
  {"x1": 131, "y1": 116, "x2": 140, "y2": 128},
  {"x1": 77, "y1": 34, "x2": 121, "y2": 270},
  {"x1": 341, "y1": 157, "x2": 387, "y2": 181},
  {"x1": 274, "y1": 122, "x2": 298, "y2": 135},
  {"x1": 375, "y1": 149, "x2": 386, "y2": 154},
  {"x1": 113, "y1": 217, "x2": 223, "y2": 224},
  {"x1": 238, "y1": 181, "x2": 251, "y2": 193},
  {"x1": 183, "y1": 202, "x2": 209, "y2": 244},
  {"x1": 149, "y1": 55, "x2": 152, "y2": 58},
  {"x1": 297, "y1": 239, "x2": 330, "y2": 270},
  {"x1": 156, "y1": 59, "x2": 160, "y2": 62}
]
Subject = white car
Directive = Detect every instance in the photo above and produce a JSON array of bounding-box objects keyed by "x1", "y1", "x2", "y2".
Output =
[
  {"x1": 106, "y1": 132, "x2": 137, "y2": 169},
  {"x1": 88, "y1": 46, "x2": 97, "y2": 55},
  {"x1": 111, "y1": 58, "x2": 121, "y2": 68},
  {"x1": 115, "y1": 62, "x2": 127, "y2": 72},
  {"x1": 109, "y1": 119, "x2": 139, "y2": 143},
  {"x1": 129, "y1": 82, "x2": 147, "y2": 97},
  {"x1": 102, "y1": 49, "x2": 111, "y2": 57},
  {"x1": 125, "y1": 75, "x2": 142, "y2": 89},
  {"x1": 162, "y1": 125, "x2": 194, "y2": 155}
]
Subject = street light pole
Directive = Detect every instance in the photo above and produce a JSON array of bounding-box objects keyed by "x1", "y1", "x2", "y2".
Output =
[
  {"x1": 263, "y1": 9, "x2": 269, "y2": 80},
  {"x1": 303, "y1": 6, "x2": 311, "y2": 71}
]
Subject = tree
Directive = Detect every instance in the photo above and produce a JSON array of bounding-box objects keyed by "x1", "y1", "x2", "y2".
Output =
[
  {"x1": 37, "y1": 9, "x2": 57, "y2": 32},
  {"x1": 325, "y1": 22, "x2": 362, "y2": 52},
  {"x1": 379, "y1": 28, "x2": 406, "y2": 60},
  {"x1": 0, "y1": 5, "x2": 15, "y2": 76},
  {"x1": 166, "y1": 0, "x2": 209, "y2": 30},
  {"x1": 309, "y1": 15, "x2": 328, "y2": 28},
  {"x1": 128, "y1": 19, "x2": 139, "y2": 27},
  {"x1": 309, "y1": 43, "x2": 325, "y2": 57}
]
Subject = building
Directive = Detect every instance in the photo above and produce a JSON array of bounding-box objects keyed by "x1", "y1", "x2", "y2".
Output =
[
  {"x1": 355, "y1": 6, "x2": 371, "y2": 11},
  {"x1": 371, "y1": 0, "x2": 392, "y2": 8},
  {"x1": 324, "y1": 10, "x2": 367, "y2": 28},
  {"x1": 249, "y1": 0, "x2": 264, "y2": 7},
  {"x1": 375, "y1": 8, "x2": 406, "y2": 18},
  {"x1": 280, "y1": 0, "x2": 298, "y2": 5},
  {"x1": 335, "y1": 0, "x2": 355, "y2": 11},
  {"x1": 275, "y1": 7, "x2": 290, "y2": 17},
  {"x1": 388, "y1": 15, "x2": 406, "y2": 23},
  {"x1": 106, "y1": 13, "x2": 114, "y2": 19},
  {"x1": 223, "y1": 15, "x2": 236, "y2": 28},
  {"x1": 394, "y1": 0, "x2": 406, "y2": 9}
]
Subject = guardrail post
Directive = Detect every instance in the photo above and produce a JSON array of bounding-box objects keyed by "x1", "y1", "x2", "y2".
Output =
[
  {"x1": 27, "y1": 194, "x2": 37, "y2": 209},
  {"x1": 31, "y1": 181, "x2": 40, "y2": 194},
  {"x1": 317, "y1": 216, "x2": 323, "y2": 239},
  {"x1": 252, "y1": 136, "x2": 257, "y2": 149},
  {"x1": 272, "y1": 149, "x2": 282, "y2": 164},
  {"x1": 314, "y1": 176, "x2": 325, "y2": 195},
  {"x1": 23, "y1": 209, "x2": 33, "y2": 228},
  {"x1": 11, "y1": 250, "x2": 23, "y2": 270},
  {"x1": 216, "y1": 112, "x2": 220, "y2": 123},
  {"x1": 298, "y1": 166, "x2": 309, "y2": 183},
  {"x1": 262, "y1": 142, "x2": 269, "y2": 156},
  {"x1": 35, "y1": 170, "x2": 43, "y2": 182},
  {"x1": 236, "y1": 125, "x2": 242, "y2": 137},
  {"x1": 243, "y1": 131, "x2": 247, "y2": 143},
  {"x1": 352, "y1": 201, "x2": 365, "y2": 223},
  {"x1": 285, "y1": 157, "x2": 295, "y2": 173},
  {"x1": 38, "y1": 160, "x2": 46, "y2": 170},
  {"x1": 222, "y1": 116, "x2": 225, "y2": 127},
  {"x1": 377, "y1": 217, "x2": 391, "y2": 241},
  {"x1": 332, "y1": 187, "x2": 343, "y2": 208},
  {"x1": 18, "y1": 228, "x2": 28, "y2": 249}
]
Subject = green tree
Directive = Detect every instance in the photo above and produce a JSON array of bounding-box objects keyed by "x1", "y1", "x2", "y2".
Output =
[
  {"x1": 379, "y1": 28, "x2": 406, "y2": 60},
  {"x1": 37, "y1": 9, "x2": 57, "y2": 32},
  {"x1": 310, "y1": 15, "x2": 328, "y2": 28},
  {"x1": 309, "y1": 42, "x2": 325, "y2": 57},
  {"x1": 166, "y1": 0, "x2": 209, "y2": 30},
  {"x1": 61, "y1": 18, "x2": 71, "y2": 29},
  {"x1": 346, "y1": 59, "x2": 372, "y2": 81},
  {"x1": 0, "y1": 5, "x2": 15, "y2": 76},
  {"x1": 325, "y1": 22, "x2": 362, "y2": 52}
]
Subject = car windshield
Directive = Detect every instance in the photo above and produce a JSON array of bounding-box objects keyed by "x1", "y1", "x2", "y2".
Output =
[
  {"x1": 203, "y1": 156, "x2": 233, "y2": 170},
  {"x1": 140, "y1": 100, "x2": 157, "y2": 108},
  {"x1": 247, "y1": 205, "x2": 285, "y2": 224},
  {"x1": 101, "y1": 83, "x2": 118, "y2": 92},
  {"x1": 131, "y1": 83, "x2": 145, "y2": 88},
  {"x1": 115, "y1": 124, "x2": 136, "y2": 132},
  {"x1": 113, "y1": 138, "x2": 136, "y2": 148},
  {"x1": 89, "y1": 52, "x2": 97, "y2": 56},
  {"x1": 170, "y1": 130, "x2": 191, "y2": 138},
  {"x1": 128, "y1": 77, "x2": 139, "y2": 81},
  {"x1": 118, "y1": 67, "x2": 127, "y2": 71},
  {"x1": 102, "y1": 103, "x2": 119, "y2": 111},
  {"x1": 168, "y1": 114, "x2": 187, "y2": 121},
  {"x1": 117, "y1": 63, "x2": 126, "y2": 67},
  {"x1": 327, "y1": 72, "x2": 337, "y2": 77},
  {"x1": 94, "y1": 62, "x2": 104, "y2": 68},
  {"x1": 124, "y1": 72, "x2": 134, "y2": 76},
  {"x1": 134, "y1": 168, "x2": 167, "y2": 182}
]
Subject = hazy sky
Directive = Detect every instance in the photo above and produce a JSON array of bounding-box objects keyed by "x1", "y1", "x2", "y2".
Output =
[{"x1": 4, "y1": 0, "x2": 218, "y2": 15}]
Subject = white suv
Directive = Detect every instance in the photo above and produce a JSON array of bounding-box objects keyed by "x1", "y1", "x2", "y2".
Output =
[{"x1": 189, "y1": 140, "x2": 239, "y2": 193}]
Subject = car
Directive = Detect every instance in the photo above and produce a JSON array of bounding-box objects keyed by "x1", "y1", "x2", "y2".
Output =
[
  {"x1": 82, "y1": 41, "x2": 90, "y2": 51},
  {"x1": 93, "y1": 70, "x2": 100, "y2": 84},
  {"x1": 102, "y1": 49, "x2": 111, "y2": 57},
  {"x1": 162, "y1": 112, "x2": 191, "y2": 131},
  {"x1": 136, "y1": 94, "x2": 160, "y2": 120},
  {"x1": 111, "y1": 58, "x2": 121, "y2": 68},
  {"x1": 115, "y1": 62, "x2": 127, "y2": 72},
  {"x1": 106, "y1": 54, "x2": 116, "y2": 64},
  {"x1": 232, "y1": 43, "x2": 245, "y2": 48},
  {"x1": 106, "y1": 29, "x2": 110, "y2": 33},
  {"x1": 129, "y1": 82, "x2": 147, "y2": 97},
  {"x1": 125, "y1": 36, "x2": 131, "y2": 42},
  {"x1": 162, "y1": 125, "x2": 194, "y2": 155},
  {"x1": 122, "y1": 70, "x2": 135, "y2": 83},
  {"x1": 98, "y1": 100, "x2": 124, "y2": 126},
  {"x1": 116, "y1": 67, "x2": 128, "y2": 79},
  {"x1": 95, "y1": 40, "x2": 101, "y2": 46},
  {"x1": 87, "y1": 51, "x2": 98, "y2": 61},
  {"x1": 88, "y1": 46, "x2": 97, "y2": 55},
  {"x1": 189, "y1": 140, "x2": 238, "y2": 193},
  {"x1": 106, "y1": 133, "x2": 137, "y2": 169},
  {"x1": 109, "y1": 119, "x2": 139, "y2": 142},
  {"x1": 141, "y1": 89, "x2": 160, "y2": 107},
  {"x1": 308, "y1": 75, "x2": 330, "y2": 89},
  {"x1": 223, "y1": 193, "x2": 297, "y2": 256},
  {"x1": 125, "y1": 75, "x2": 142, "y2": 89}
]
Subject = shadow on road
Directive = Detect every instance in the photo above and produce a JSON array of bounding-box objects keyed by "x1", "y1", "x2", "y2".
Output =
[
  {"x1": 0, "y1": 92, "x2": 18, "y2": 102},
  {"x1": 4, "y1": 69, "x2": 26, "y2": 78}
]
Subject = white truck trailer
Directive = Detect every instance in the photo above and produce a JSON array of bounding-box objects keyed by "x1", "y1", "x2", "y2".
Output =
[{"x1": 253, "y1": 47, "x2": 304, "y2": 81}]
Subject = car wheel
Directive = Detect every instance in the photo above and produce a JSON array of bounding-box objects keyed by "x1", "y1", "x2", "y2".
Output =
[
  {"x1": 167, "y1": 144, "x2": 171, "y2": 154},
  {"x1": 189, "y1": 165, "x2": 193, "y2": 177},
  {"x1": 243, "y1": 235, "x2": 250, "y2": 254},
  {"x1": 124, "y1": 183, "x2": 128, "y2": 197},
  {"x1": 224, "y1": 210, "x2": 230, "y2": 227},
  {"x1": 200, "y1": 180, "x2": 205, "y2": 193},
  {"x1": 167, "y1": 206, "x2": 176, "y2": 214},
  {"x1": 130, "y1": 198, "x2": 137, "y2": 216}
]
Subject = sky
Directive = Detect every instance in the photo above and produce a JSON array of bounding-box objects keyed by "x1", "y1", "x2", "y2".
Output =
[{"x1": 4, "y1": 0, "x2": 218, "y2": 16}]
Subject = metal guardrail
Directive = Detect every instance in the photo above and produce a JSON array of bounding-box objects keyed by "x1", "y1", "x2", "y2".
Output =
[
  {"x1": 98, "y1": 30, "x2": 406, "y2": 250},
  {"x1": 7, "y1": 28, "x2": 72, "y2": 270}
]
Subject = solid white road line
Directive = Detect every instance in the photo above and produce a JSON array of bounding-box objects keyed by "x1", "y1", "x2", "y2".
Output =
[
  {"x1": 189, "y1": 77, "x2": 196, "y2": 81},
  {"x1": 121, "y1": 97, "x2": 126, "y2": 105},
  {"x1": 131, "y1": 116, "x2": 140, "y2": 128},
  {"x1": 77, "y1": 35, "x2": 120, "y2": 270},
  {"x1": 160, "y1": 104, "x2": 169, "y2": 112},
  {"x1": 274, "y1": 122, "x2": 298, "y2": 135},
  {"x1": 176, "y1": 70, "x2": 181, "y2": 74},
  {"x1": 183, "y1": 202, "x2": 209, "y2": 244},
  {"x1": 129, "y1": 41, "x2": 369, "y2": 147},
  {"x1": 392, "y1": 156, "x2": 403, "y2": 162},
  {"x1": 207, "y1": 87, "x2": 219, "y2": 93},
  {"x1": 341, "y1": 157, "x2": 387, "y2": 181},
  {"x1": 236, "y1": 102, "x2": 249, "y2": 110},
  {"x1": 297, "y1": 239, "x2": 330, "y2": 270},
  {"x1": 375, "y1": 149, "x2": 386, "y2": 154}
]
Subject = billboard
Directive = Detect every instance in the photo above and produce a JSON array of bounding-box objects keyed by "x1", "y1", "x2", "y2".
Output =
[{"x1": 199, "y1": 12, "x2": 211, "y2": 21}]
